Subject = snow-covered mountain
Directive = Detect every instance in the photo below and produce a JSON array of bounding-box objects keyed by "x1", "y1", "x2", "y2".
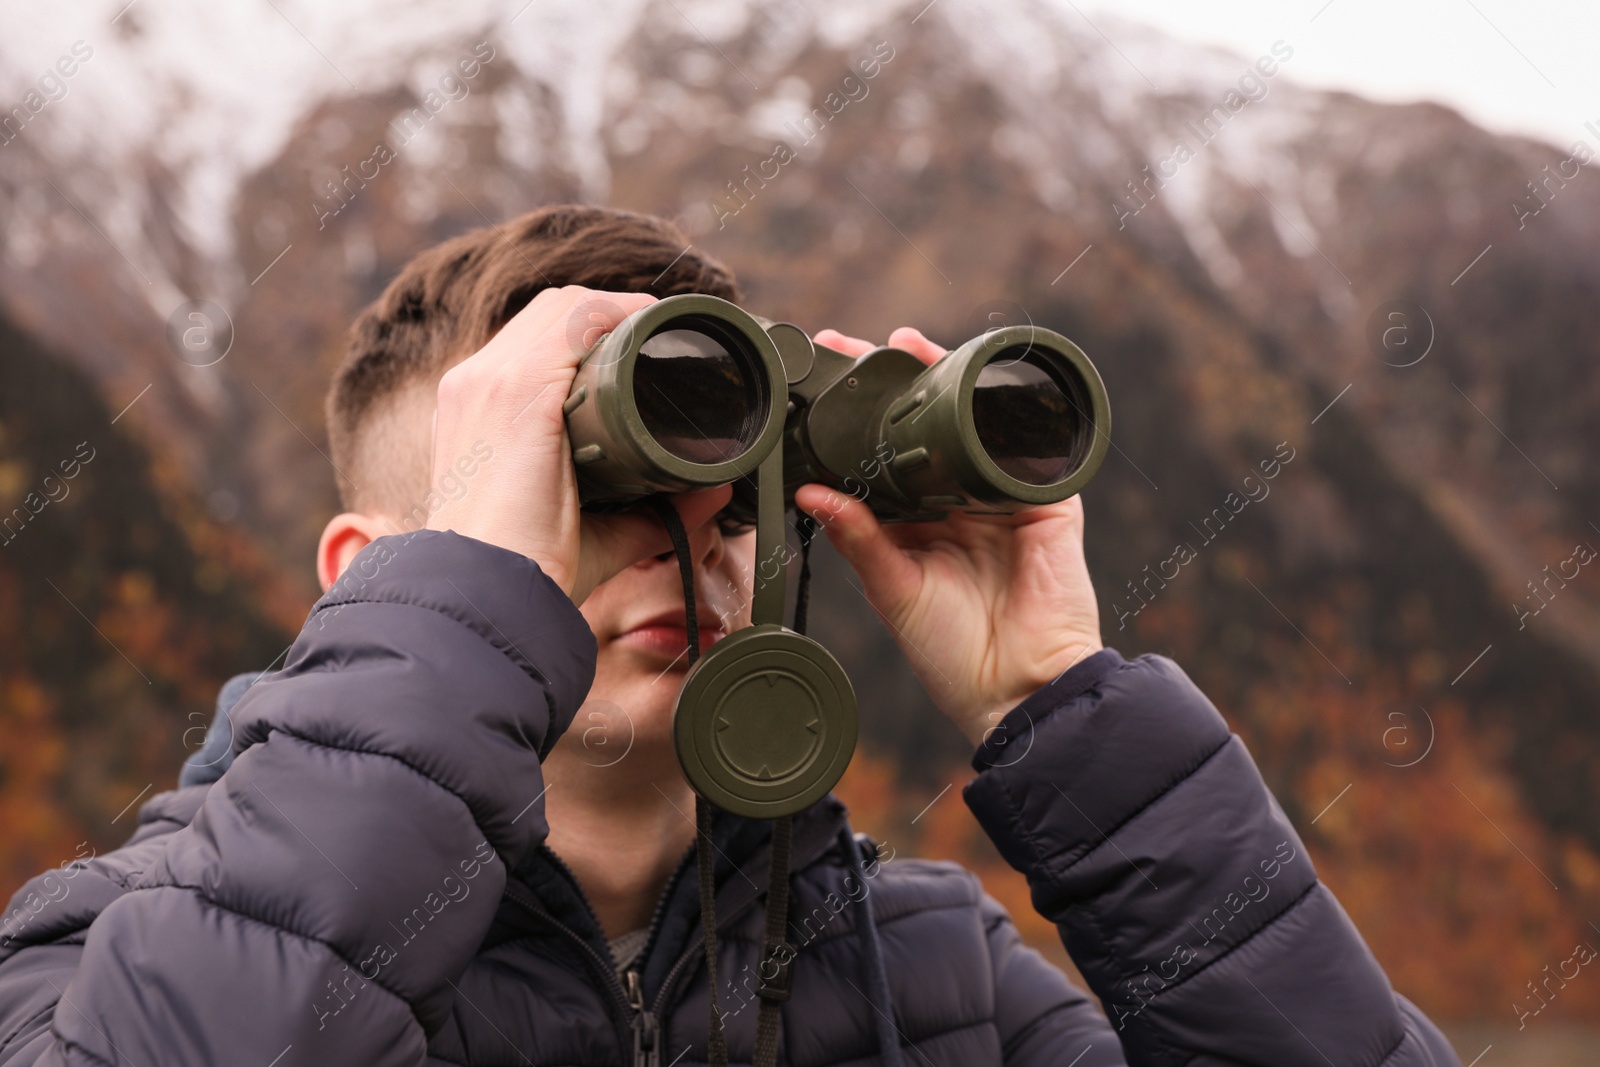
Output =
[{"x1": 1, "y1": 0, "x2": 1371, "y2": 303}]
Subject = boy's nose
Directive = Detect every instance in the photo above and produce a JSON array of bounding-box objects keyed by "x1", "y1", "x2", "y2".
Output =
[{"x1": 645, "y1": 511, "x2": 725, "y2": 569}]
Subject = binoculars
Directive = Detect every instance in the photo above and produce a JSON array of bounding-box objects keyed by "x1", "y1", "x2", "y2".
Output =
[
  {"x1": 562, "y1": 294, "x2": 1113, "y2": 1042},
  {"x1": 562, "y1": 294, "x2": 1111, "y2": 527},
  {"x1": 562, "y1": 293, "x2": 1110, "y2": 820}
]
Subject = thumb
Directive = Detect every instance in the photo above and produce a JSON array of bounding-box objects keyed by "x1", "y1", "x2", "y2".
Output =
[{"x1": 794, "y1": 484, "x2": 921, "y2": 620}]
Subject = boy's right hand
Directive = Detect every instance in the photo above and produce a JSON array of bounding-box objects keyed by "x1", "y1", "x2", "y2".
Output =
[{"x1": 425, "y1": 285, "x2": 731, "y2": 606}]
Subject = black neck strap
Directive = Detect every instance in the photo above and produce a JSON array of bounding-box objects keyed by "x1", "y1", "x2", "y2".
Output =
[{"x1": 645, "y1": 496, "x2": 805, "y2": 1067}]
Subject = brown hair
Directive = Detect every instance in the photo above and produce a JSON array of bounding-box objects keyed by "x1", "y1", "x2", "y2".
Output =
[{"x1": 327, "y1": 204, "x2": 740, "y2": 513}]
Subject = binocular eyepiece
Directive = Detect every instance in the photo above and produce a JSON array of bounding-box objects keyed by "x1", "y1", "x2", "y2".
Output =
[{"x1": 562, "y1": 294, "x2": 1110, "y2": 526}]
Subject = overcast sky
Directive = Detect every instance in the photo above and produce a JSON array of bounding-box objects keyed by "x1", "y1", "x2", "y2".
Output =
[{"x1": 1080, "y1": 0, "x2": 1599, "y2": 149}]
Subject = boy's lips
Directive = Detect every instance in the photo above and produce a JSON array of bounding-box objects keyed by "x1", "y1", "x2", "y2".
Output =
[{"x1": 616, "y1": 609, "x2": 726, "y2": 661}]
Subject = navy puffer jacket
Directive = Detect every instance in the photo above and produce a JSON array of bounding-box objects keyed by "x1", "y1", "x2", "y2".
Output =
[{"x1": 0, "y1": 530, "x2": 1459, "y2": 1066}]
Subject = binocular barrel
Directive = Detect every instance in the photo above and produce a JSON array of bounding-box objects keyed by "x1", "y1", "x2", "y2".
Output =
[
  {"x1": 562, "y1": 296, "x2": 788, "y2": 498},
  {"x1": 563, "y1": 294, "x2": 1110, "y2": 523}
]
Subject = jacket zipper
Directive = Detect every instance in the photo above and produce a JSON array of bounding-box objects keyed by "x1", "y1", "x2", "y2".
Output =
[
  {"x1": 642, "y1": 886, "x2": 772, "y2": 1056},
  {"x1": 502, "y1": 846, "x2": 701, "y2": 1066},
  {"x1": 626, "y1": 968, "x2": 660, "y2": 1067},
  {"x1": 501, "y1": 837, "x2": 789, "y2": 1064},
  {"x1": 533, "y1": 843, "x2": 711, "y2": 1063},
  {"x1": 500, "y1": 876, "x2": 641, "y2": 1061}
]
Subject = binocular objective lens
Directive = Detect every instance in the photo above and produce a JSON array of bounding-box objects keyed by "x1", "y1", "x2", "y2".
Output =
[
  {"x1": 971, "y1": 348, "x2": 1084, "y2": 486},
  {"x1": 635, "y1": 326, "x2": 767, "y2": 466}
]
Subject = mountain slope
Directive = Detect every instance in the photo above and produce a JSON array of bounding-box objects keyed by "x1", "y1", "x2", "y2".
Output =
[{"x1": 0, "y1": 310, "x2": 299, "y2": 892}]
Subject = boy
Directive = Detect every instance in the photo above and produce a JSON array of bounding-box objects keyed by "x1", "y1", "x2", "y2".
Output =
[{"x1": 0, "y1": 205, "x2": 1460, "y2": 1065}]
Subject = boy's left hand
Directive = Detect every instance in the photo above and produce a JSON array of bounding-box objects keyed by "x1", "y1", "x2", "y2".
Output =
[{"x1": 795, "y1": 327, "x2": 1104, "y2": 747}]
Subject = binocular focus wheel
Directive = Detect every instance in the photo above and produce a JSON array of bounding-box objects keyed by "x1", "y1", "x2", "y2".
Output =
[{"x1": 673, "y1": 625, "x2": 858, "y2": 819}]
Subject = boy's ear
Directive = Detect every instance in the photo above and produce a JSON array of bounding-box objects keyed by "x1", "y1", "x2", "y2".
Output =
[{"x1": 317, "y1": 513, "x2": 393, "y2": 592}]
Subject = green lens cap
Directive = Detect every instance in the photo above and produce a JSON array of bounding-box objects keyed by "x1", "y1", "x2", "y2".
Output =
[{"x1": 674, "y1": 624, "x2": 858, "y2": 818}]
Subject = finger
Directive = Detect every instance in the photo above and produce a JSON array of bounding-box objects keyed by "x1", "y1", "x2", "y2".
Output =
[
  {"x1": 494, "y1": 286, "x2": 658, "y2": 373},
  {"x1": 1013, "y1": 491, "x2": 1086, "y2": 530},
  {"x1": 886, "y1": 326, "x2": 945, "y2": 365},
  {"x1": 562, "y1": 288, "x2": 659, "y2": 356},
  {"x1": 793, "y1": 483, "x2": 922, "y2": 618},
  {"x1": 446, "y1": 288, "x2": 660, "y2": 442},
  {"x1": 475, "y1": 285, "x2": 593, "y2": 364},
  {"x1": 812, "y1": 328, "x2": 875, "y2": 358}
]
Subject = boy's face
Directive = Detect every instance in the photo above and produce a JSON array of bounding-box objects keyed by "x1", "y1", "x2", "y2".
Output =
[
  {"x1": 321, "y1": 504, "x2": 755, "y2": 760},
  {"x1": 568, "y1": 519, "x2": 756, "y2": 754}
]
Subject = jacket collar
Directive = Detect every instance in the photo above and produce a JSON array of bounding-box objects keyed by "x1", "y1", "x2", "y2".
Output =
[{"x1": 503, "y1": 793, "x2": 850, "y2": 999}]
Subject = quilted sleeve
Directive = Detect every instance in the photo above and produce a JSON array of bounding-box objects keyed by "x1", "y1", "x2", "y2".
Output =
[
  {"x1": 0, "y1": 530, "x2": 594, "y2": 1066},
  {"x1": 965, "y1": 649, "x2": 1461, "y2": 1067}
]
